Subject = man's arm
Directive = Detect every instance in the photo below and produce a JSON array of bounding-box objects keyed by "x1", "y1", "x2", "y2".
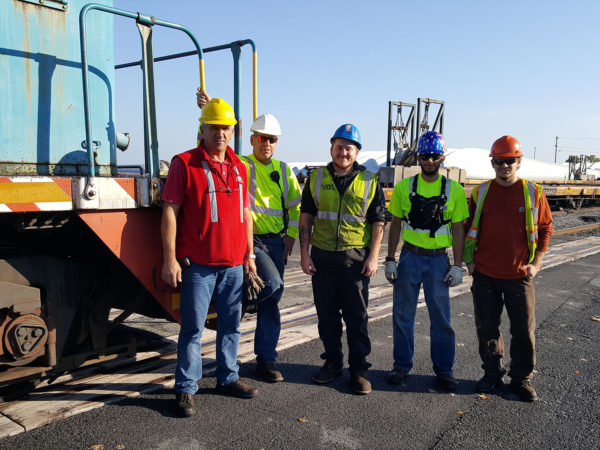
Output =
[
  {"x1": 387, "y1": 215, "x2": 403, "y2": 259},
  {"x1": 299, "y1": 212, "x2": 316, "y2": 275},
  {"x1": 244, "y1": 207, "x2": 257, "y2": 275},
  {"x1": 451, "y1": 221, "x2": 465, "y2": 267},
  {"x1": 362, "y1": 221, "x2": 385, "y2": 277},
  {"x1": 161, "y1": 202, "x2": 181, "y2": 287}
]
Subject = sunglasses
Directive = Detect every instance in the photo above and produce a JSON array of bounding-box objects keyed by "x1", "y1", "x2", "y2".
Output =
[
  {"x1": 492, "y1": 158, "x2": 518, "y2": 166},
  {"x1": 255, "y1": 134, "x2": 278, "y2": 144},
  {"x1": 418, "y1": 153, "x2": 442, "y2": 161}
]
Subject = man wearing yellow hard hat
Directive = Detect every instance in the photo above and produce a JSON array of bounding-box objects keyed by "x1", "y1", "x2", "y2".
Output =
[
  {"x1": 161, "y1": 98, "x2": 259, "y2": 418},
  {"x1": 196, "y1": 90, "x2": 302, "y2": 384}
]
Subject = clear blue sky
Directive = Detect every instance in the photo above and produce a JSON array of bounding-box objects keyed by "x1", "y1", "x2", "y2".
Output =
[{"x1": 112, "y1": 0, "x2": 600, "y2": 166}]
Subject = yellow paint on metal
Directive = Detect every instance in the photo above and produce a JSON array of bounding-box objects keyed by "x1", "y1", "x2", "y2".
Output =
[
  {"x1": 199, "y1": 59, "x2": 205, "y2": 92},
  {"x1": 0, "y1": 182, "x2": 70, "y2": 203},
  {"x1": 171, "y1": 292, "x2": 180, "y2": 310}
]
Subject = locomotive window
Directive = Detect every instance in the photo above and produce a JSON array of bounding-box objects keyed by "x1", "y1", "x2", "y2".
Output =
[{"x1": 18, "y1": 0, "x2": 68, "y2": 11}]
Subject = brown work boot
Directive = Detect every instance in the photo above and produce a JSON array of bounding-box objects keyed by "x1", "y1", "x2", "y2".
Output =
[
  {"x1": 350, "y1": 372, "x2": 372, "y2": 395},
  {"x1": 216, "y1": 378, "x2": 258, "y2": 399},
  {"x1": 509, "y1": 379, "x2": 538, "y2": 402},
  {"x1": 174, "y1": 392, "x2": 196, "y2": 417},
  {"x1": 311, "y1": 362, "x2": 343, "y2": 384},
  {"x1": 256, "y1": 362, "x2": 284, "y2": 383},
  {"x1": 475, "y1": 372, "x2": 504, "y2": 394}
]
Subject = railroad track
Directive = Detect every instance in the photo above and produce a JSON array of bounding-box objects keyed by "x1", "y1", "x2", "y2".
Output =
[{"x1": 1, "y1": 236, "x2": 600, "y2": 439}]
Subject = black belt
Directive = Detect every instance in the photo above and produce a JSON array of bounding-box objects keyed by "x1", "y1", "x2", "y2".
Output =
[{"x1": 403, "y1": 242, "x2": 446, "y2": 256}]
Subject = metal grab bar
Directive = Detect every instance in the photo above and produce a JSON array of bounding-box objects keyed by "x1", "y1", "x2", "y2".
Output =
[
  {"x1": 79, "y1": 3, "x2": 205, "y2": 202},
  {"x1": 114, "y1": 39, "x2": 258, "y2": 154}
]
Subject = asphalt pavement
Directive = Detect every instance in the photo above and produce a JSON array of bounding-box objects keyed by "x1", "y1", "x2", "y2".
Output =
[{"x1": 2, "y1": 239, "x2": 599, "y2": 449}]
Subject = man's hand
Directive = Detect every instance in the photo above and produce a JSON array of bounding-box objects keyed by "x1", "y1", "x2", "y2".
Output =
[
  {"x1": 301, "y1": 253, "x2": 316, "y2": 275},
  {"x1": 524, "y1": 263, "x2": 541, "y2": 279},
  {"x1": 244, "y1": 257, "x2": 257, "y2": 276},
  {"x1": 162, "y1": 258, "x2": 182, "y2": 288},
  {"x1": 196, "y1": 88, "x2": 211, "y2": 108},
  {"x1": 384, "y1": 260, "x2": 397, "y2": 284},
  {"x1": 361, "y1": 254, "x2": 379, "y2": 278},
  {"x1": 466, "y1": 262, "x2": 474, "y2": 275},
  {"x1": 443, "y1": 265, "x2": 464, "y2": 287},
  {"x1": 283, "y1": 235, "x2": 295, "y2": 260}
]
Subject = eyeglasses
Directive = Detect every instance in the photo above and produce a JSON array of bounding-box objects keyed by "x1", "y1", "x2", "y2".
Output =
[
  {"x1": 492, "y1": 158, "x2": 518, "y2": 166},
  {"x1": 418, "y1": 153, "x2": 442, "y2": 161},
  {"x1": 255, "y1": 134, "x2": 278, "y2": 144}
]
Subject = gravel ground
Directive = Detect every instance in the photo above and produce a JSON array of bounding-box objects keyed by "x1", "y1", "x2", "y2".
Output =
[{"x1": 551, "y1": 211, "x2": 600, "y2": 236}]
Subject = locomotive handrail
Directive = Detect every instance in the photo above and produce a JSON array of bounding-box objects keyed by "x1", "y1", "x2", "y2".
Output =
[
  {"x1": 79, "y1": 3, "x2": 205, "y2": 201},
  {"x1": 114, "y1": 39, "x2": 259, "y2": 154}
]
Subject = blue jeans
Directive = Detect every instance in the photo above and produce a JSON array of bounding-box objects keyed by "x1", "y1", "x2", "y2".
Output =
[
  {"x1": 254, "y1": 236, "x2": 285, "y2": 364},
  {"x1": 392, "y1": 248, "x2": 455, "y2": 375},
  {"x1": 175, "y1": 263, "x2": 243, "y2": 393}
]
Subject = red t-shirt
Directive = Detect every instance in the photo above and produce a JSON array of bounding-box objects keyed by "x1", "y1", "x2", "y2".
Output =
[
  {"x1": 162, "y1": 157, "x2": 249, "y2": 208},
  {"x1": 466, "y1": 180, "x2": 553, "y2": 279}
]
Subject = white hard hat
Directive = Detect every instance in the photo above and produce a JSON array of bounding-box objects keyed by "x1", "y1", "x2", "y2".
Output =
[{"x1": 250, "y1": 113, "x2": 282, "y2": 136}]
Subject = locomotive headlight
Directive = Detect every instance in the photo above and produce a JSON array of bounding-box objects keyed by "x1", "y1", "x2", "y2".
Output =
[{"x1": 116, "y1": 132, "x2": 131, "y2": 151}]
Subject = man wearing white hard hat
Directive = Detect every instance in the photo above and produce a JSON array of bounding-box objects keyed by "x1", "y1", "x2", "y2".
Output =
[{"x1": 197, "y1": 90, "x2": 302, "y2": 383}]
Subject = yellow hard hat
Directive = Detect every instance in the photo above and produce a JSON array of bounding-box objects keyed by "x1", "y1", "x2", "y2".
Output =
[{"x1": 199, "y1": 98, "x2": 237, "y2": 126}]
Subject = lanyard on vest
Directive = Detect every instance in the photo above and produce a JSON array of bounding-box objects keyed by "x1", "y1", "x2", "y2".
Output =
[{"x1": 201, "y1": 161, "x2": 244, "y2": 223}]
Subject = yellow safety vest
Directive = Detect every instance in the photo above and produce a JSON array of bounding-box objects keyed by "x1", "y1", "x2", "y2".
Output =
[
  {"x1": 463, "y1": 179, "x2": 542, "y2": 264},
  {"x1": 242, "y1": 155, "x2": 302, "y2": 239},
  {"x1": 309, "y1": 167, "x2": 377, "y2": 251}
]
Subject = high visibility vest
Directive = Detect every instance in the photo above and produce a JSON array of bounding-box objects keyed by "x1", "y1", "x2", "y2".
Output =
[
  {"x1": 463, "y1": 179, "x2": 542, "y2": 264},
  {"x1": 174, "y1": 146, "x2": 248, "y2": 266},
  {"x1": 401, "y1": 174, "x2": 453, "y2": 245},
  {"x1": 309, "y1": 167, "x2": 377, "y2": 251},
  {"x1": 242, "y1": 155, "x2": 302, "y2": 238}
]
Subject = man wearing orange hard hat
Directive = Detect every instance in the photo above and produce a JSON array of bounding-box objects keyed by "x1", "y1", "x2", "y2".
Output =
[{"x1": 464, "y1": 135, "x2": 554, "y2": 402}]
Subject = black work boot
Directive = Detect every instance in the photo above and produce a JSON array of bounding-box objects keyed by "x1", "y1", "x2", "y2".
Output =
[
  {"x1": 386, "y1": 367, "x2": 409, "y2": 385},
  {"x1": 509, "y1": 379, "x2": 538, "y2": 402},
  {"x1": 436, "y1": 373, "x2": 459, "y2": 392},
  {"x1": 350, "y1": 372, "x2": 372, "y2": 395},
  {"x1": 174, "y1": 392, "x2": 196, "y2": 418},
  {"x1": 475, "y1": 372, "x2": 504, "y2": 393},
  {"x1": 311, "y1": 361, "x2": 343, "y2": 384},
  {"x1": 256, "y1": 361, "x2": 284, "y2": 383}
]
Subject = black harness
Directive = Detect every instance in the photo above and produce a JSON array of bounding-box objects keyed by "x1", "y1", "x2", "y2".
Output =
[{"x1": 407, "y1": 175, "x2": 451, "y2": 238}]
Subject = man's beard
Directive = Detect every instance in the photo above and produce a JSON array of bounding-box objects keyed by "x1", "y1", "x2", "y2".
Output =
[{"x1": 421, "y1": 165, "x2": 439, "y2": 176}]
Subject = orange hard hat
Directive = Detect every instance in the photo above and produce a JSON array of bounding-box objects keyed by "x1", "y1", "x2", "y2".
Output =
[{"x1": 490, "y1": 135, "x2": 523, "y2": 158}]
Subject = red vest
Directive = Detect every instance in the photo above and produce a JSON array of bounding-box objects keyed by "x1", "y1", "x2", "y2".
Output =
[{"x1": 174, "y1": 144, "x2": 248, "y2": 266}]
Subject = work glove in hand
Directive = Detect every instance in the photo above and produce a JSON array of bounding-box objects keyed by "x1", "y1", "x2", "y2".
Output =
[
  {"x1": 443, "y1": 265, "x2": 464, "y2": 287},
  {"x1": 384, "y1": 261, "x2": 398, "y2": 285},
  {"x1": 244, "y1": 272, "x2": 265, "y2": 302}
]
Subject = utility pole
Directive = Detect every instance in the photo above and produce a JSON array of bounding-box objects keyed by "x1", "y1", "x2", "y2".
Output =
[
  {"x1": 554, "y1": 136, "x2": 558, "y2": 163},
  {"x1": 534, "y1": 146, "x2": 537, "y2": 160}
]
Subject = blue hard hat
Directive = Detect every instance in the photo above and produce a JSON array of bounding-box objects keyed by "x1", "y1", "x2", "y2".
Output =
[
  {"x1": 330, "y1": 123, "x2": 362, "y2": 150},
  {"x1": 417, "y1": 131, "x2": 446, "y2": 155}
]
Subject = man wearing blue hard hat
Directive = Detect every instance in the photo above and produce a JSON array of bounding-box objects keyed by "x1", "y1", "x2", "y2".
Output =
[
  {"x1": 299, "y1": 124, "x2": 386, "y2": 395},
  {"x1": 384, "y1": 131, "x2": 468, "y2": 392}
]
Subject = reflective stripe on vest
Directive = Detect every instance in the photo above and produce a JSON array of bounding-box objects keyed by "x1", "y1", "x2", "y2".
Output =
[
  {"x1": 402, "y1": 175, "x2": 453, "y2": 237},
  {"x1": 313, "y1": 169, "x2": 373, "y2": 223},
  {"x1": 245, "y1": 158, "x2": 300, "y2": 217},
  {"x1": 201, "y1": 161, "x2": 244, "y2": 223},
  {"x1": 310, "y1": 167, "x2": 376, "y2": 251},
  {"x1": 463, "y1": 179, "x2": 541, "y2": 264}
]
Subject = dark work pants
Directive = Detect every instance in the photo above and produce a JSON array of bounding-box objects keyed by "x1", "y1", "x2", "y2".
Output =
[
  {"x1": 471, "y1": 270, "x2": 536, "y2": 381},
  {"x1": 312, "y1": 267, "x2": 371, "y2": 372}
]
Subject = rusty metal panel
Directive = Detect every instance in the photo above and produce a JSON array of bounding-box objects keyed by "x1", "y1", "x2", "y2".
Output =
[{"x1": 0, "y1": 0, "x2": 115, "y2": 176}]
